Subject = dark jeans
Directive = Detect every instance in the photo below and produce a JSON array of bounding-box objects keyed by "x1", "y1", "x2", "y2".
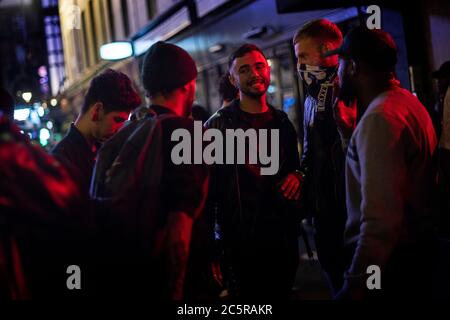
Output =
[{"x1": 314, "y1": 209, "x2": 347, "y2": 294}]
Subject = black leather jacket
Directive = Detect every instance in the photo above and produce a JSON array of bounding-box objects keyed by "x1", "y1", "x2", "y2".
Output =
[
  {"x1": 204, "y1": 100, "x2": 302, "y2": 247},
  {"x1": 300, "y1": 93, "x2": 346, "y2": 216}
]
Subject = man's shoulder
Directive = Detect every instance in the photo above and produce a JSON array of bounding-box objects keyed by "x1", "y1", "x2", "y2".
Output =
[
  {"x1": 50, "y1": 136, "x2": 84, "y2": 174},
  {"x1": 159, "y1": 113, "x2": 196, "y2": 133},
  {"x1": 204, "y1": 106, "x2": 233, "y2": 129},
  {"x1": 353, "y1": 103, "x2": 408, "y2": 150},
  {"x1": 51, "y1": 125, "x2": 90, "y2": 164},
  {"x1": 270, "y1": 105, "x2": 289, "y2": 120},
  {"x1": 363, "y1": 88, "x2": 423, "y2": 127},
  {"x1": 356, "y1": 109, "x2": 398, "y2": 137},
  {"x1": 51, "y1": 134, "x2": 75, "y2": 157},
  {"x1": 206, "y1": 105, "x2": 290, "y2": 131}
]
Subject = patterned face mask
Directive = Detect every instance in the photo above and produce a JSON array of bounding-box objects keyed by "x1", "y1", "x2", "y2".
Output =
[
  {"x1": 297, "y1": 63, "x2": 337, "y2": 86},
  {"x1": 297, "y1": 64, "x2": 337, "y2": 112}
]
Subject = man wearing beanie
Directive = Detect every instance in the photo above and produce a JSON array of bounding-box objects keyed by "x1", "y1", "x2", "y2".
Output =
[
  {"x1": 139, "y1": 41, "x2": 209, "y2": 299},
  {"x1": 327, "y1": 27, "x2": 437, "y2": 299}
]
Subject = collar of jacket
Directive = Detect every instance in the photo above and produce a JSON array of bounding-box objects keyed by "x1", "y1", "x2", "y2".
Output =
[{"x1": 217, "y1": 99, "x2": 289, "y2": 126}]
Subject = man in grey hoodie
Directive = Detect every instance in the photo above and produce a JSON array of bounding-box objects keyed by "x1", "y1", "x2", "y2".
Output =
[{"x1": 327, "y1": 27, "x2": 438, "y2": 299}]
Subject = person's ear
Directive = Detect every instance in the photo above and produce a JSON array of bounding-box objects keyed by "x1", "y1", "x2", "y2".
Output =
[
  {"x1": 181, "y1": 81, "x2": 192, "y2": 93},
  {"x1": 91, "y1": 102, "x2": 103, "y2": 121},
  {"x1": 183, "y1": 80, "x2": 196, "y2": 97}
]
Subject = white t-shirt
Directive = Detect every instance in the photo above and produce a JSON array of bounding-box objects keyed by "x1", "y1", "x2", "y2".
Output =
[{"x1": 439, "y1": 87, "x2": 450, "y2": 150}]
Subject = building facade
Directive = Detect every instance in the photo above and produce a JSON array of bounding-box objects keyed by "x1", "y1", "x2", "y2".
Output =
[{"x1": 57, "y1": 0, "x2": 450, "y2": 140}]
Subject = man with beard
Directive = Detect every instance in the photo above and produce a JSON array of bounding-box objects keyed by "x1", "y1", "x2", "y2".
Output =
[
  {"x1": 327, "y1": 27, "x2": 437, "y2": 299},
  {"x1": 205, "y1": 44, "x2": 303, "y2": 299},
  {"x1": 293, "y1": 19, "x2": 352, "y2": 294}
]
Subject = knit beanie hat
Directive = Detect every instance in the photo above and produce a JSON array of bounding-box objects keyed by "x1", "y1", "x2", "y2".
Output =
[{"x1": 141, "y1": 41, "x2": 197, "y2": 95}]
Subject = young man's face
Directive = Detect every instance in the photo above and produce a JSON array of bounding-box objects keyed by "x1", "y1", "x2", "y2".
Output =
[
  {"x1": 229, "y1": 51, "x2": 270, "y2": 98},
  {"x1": 294, "y1": 37, "x2": 324, "y2": 67},
  {"x1": 93, "y1": 106, "x2": 129, "y2": 143}
]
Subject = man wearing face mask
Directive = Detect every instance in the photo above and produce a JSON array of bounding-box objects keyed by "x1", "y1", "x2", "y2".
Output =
[
  {"x1": 327, "y1": 27, "x2": 437, "y2": 299},
  {"x1": 293, "y1": 19, "x2": 351, "y2": 294}
]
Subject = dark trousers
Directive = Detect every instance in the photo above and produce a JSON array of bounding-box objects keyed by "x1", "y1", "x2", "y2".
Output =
[{"x1": 314, "y1": 209, "x2": 347, "y2": 294}]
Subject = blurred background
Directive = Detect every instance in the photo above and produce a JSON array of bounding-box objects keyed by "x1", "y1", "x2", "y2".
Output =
[{"x1": 0, "y1": 0, "x2": 448, "y2": 151}]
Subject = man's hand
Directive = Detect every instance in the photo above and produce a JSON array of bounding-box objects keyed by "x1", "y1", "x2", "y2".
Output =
[
  {"x1": 332, "y1": 82, "x2": 357, "y2": 141},
  {"x1": 279, "y1": 171, "x2": 304, "y2": 201}
]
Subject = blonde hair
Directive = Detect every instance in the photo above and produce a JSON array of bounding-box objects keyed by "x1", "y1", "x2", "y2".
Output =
[{"x1": 293, "y1": 19, "x2": 343, "y2": 47}]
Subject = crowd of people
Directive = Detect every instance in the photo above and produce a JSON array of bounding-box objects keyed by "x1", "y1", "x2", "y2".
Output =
[{"x1": 0, "y1": 19, "x2": 449, "y2": 300}]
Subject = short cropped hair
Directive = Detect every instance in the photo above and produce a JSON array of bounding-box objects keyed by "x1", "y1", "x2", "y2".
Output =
[
  {"x1": 228, "y1": 44, "x2": 267, "y2": 70},
  {"x1": 82, "y1": 69, "x2": 142, "y2": 114},
  {"x1": 293, "y1": 19, "x2": 343, "y2": 47}
]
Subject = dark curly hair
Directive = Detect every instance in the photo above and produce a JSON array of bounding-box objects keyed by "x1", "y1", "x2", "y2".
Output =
[{"x1": 81, "y1": 69, "x2": 142, "y2": 114}]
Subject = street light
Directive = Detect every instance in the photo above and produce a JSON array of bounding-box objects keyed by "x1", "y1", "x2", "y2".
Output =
[
  {"x1": 100, "y1": 42, "x2": 133, "y2": 61},
  {"x1": 22, "y1": 92, "x2": 32, "y2": 103}
]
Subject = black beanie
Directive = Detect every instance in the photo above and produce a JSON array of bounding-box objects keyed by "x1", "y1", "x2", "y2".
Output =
[{"x1": 141, "y1": 41, "x2": 197, "y2": 95}]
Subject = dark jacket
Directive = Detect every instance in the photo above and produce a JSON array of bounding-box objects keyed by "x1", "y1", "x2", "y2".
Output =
[
  {"x1": 204, "y1": 100, "x2": 302, "y2": 249},
  {"x1": 90, "y1": 105, "x2": 209, "y2": 298},
  {"x1": 300, "y1": 94, "x2": 346, "y2": 217},
  {"x1": 51, "y1": 123, "x2": 97, "y2": 194},
  {"x1": 0, "y1": 116, "x2": 93, "y2": 299}
]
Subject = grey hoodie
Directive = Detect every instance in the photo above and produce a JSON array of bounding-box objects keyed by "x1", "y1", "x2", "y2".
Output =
[{"x1": 345, "y1": 86, "x2": 437, "y2": 277}]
